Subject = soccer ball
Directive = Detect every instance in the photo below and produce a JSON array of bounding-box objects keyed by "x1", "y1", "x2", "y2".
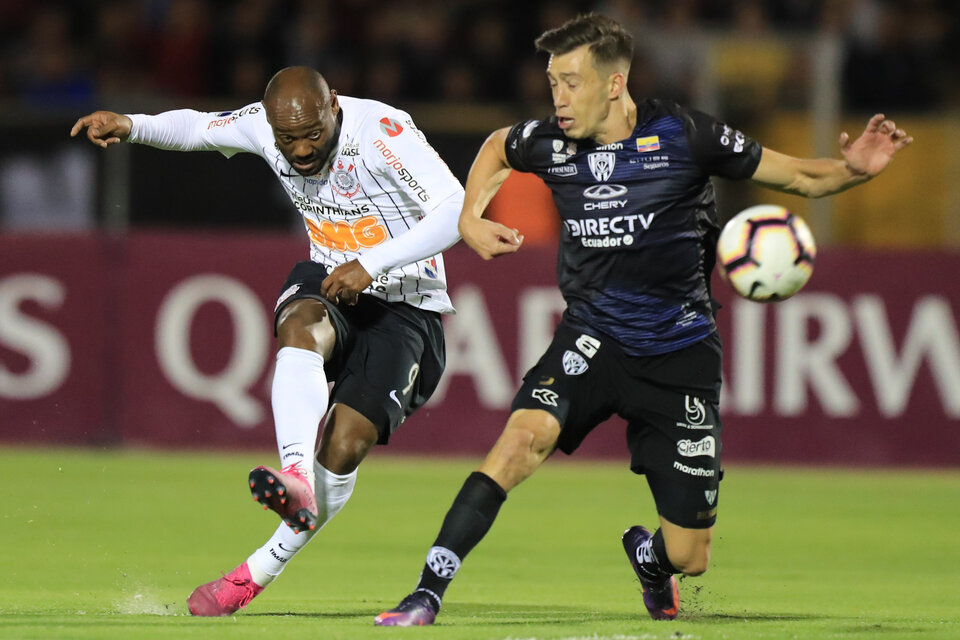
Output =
[{"x1": 716, "y1": 204, "x2": 816, "y2": 302}]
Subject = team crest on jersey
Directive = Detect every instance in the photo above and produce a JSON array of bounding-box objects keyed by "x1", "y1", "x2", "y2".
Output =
[
  {"x1": 332, "y1": 159, "x2": 361, "y2": 197},
  {"x1": 562, "y1": 350, "x2": 588, "y2": 375},
  {"x1": 588, "y1": 152, "x2": 616, "y2": 181}
]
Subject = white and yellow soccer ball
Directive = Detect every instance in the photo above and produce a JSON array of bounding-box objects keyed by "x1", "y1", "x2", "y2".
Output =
[{"x1": 716, "y1": 204, "x2": 817, "y2": 302}]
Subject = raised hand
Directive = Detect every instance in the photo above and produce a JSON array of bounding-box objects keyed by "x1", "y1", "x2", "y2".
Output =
[
  {"x1": 69, "y1": 111, "x2": 133, "y2": 148},
  {"x1": 839, "y1": 114, "x2": 913, "y2": 178}
]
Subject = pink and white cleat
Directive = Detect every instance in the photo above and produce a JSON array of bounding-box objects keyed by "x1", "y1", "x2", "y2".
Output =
[
  {"x1": 249, "y1": 464, "x2": 318, "y2": 533},
  {"x1": 187, "y1": 562, "x2": 264, "y2": 616}
]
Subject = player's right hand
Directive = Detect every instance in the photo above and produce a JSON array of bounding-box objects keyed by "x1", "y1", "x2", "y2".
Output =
[
  {"x1": 69, "y1": 111, "x2": 133, "y2": 148},
  {"x1": 458, "y1": 216, "x2": 523, "y2": 260}
]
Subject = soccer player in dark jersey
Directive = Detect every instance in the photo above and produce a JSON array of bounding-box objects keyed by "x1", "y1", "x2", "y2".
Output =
[{"x1": 376, "y1": 14, "x2": 912, "y2": 625}]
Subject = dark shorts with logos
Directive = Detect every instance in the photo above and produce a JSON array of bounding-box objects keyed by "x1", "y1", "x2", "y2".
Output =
[
  {"x1": 273, "y1": 261, "x2": 445, "y2": 445},
  {"x1": 511, "y1": 320, "x2": 723, "y2": 528}
]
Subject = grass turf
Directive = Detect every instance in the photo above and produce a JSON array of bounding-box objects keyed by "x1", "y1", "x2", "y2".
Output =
[{"x1": 1, "y1": 448, "x2": 958, "y2": 639}]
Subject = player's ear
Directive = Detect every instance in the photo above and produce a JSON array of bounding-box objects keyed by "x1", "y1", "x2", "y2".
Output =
[{"x1": 608, "y1": 71, "x2": 626, "y2": 101}]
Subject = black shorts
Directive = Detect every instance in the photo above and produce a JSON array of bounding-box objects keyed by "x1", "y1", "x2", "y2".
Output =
[
  {"x1": 511, "y1": 320, "x2": 723, "y2": 528},
  {"x1": 273, "y1": 261, "x2": 445, "y2": 445}
]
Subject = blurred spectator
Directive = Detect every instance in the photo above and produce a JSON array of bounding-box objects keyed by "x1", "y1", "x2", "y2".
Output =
[
  {"x1": 9, "y1": 4, "x2": 95, "y2": 109},
  {"x1": 147, "y1": 0, "x2": 213, "y2": 98},
  {"x1": 0, "y1": 0, "x2": 952, "y2": 110},
  {"x1": 842, "y1": 0, "x2": 948, "y2": 111}
]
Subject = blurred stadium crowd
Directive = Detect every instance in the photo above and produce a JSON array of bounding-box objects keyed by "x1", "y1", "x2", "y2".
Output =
[{"x1": 0, "y1": 0, "x2": 956, "y2": 112}]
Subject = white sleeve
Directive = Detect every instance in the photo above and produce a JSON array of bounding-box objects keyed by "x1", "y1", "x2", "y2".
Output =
[
  {"x1": 357, "y1": 190, "x2": 462, "y2": 277},
  {"x1": 126, "y1": 103, "x2": 265, "y2": 158},
  {"x1": 356, "y1": 109, "x2": 464, "y2": 277}
]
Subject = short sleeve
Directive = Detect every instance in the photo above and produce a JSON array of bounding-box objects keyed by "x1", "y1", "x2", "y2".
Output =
[
  {"x1": 503, "y1": 120, "x2": 541, "y2": 173},
  {"x1": 685, "y1": 109, "x2": 762, "y2": 179}
]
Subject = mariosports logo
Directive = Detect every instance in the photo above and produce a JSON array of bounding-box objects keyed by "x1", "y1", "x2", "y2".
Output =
[
  {"x1": 373, "y1": 139, "x2": 430, "y2": 202},
  {"x1": 379, "y1": 117, "x2": 404, "y2": 137}
]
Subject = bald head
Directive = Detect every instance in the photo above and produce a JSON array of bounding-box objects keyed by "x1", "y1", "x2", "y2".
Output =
[
  {"x1": 264, "y1": 66, "x2": 341, "y2": 176},
  {"x1": 264, "y1": 66, "x2": 331, "y2": 115}
]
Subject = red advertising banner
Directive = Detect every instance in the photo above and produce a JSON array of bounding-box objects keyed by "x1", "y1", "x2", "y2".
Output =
[{"x1": 1, "y1": 233, "x2": 958, "y2": 467}]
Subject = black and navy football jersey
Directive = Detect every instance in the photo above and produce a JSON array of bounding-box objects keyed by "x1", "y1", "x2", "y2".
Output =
[{"x1": 504, "y1": 99, "x2": 762, "y2": 356}]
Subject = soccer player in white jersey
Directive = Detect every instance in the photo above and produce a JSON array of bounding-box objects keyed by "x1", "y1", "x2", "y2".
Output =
[{"x1": 71, "y1": 67, "x2": 464, "y2": 616}]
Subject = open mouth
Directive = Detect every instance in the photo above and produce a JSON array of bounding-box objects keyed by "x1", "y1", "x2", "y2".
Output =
[{"x1": 557, "y1": 116, "x2": 574, "y2": 130}]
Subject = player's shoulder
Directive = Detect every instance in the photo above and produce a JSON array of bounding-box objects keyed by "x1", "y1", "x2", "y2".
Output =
[
  {"x1": 509, "y1": 116, "x2": 563, "y2": 142},
  {"x1": 340, "y1": 95, "x2": 412, "y2": 137}
]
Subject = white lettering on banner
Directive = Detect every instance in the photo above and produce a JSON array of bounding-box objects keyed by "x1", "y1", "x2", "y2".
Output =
[
  {"x1": 776, "y1": 294, "x2": 859, "y2": 416},
  {"x1": 854, "y1": 295, "x2": 960, "y2": 418},
  {"x1": 0, "y1": 274, "x2": 70, "y2": 399},
  {"x1": 155, "y1": 275, "x2": 269, "y2": 427},
  {"x1": 727, "y1": 298, "x2": 765, "y2": 415},
  {"x1": 518, "y1": 288, "x2": 565, "y2": 379},
  {"x1": 428, "y1": 285, "x2": 512, "y2": 408}
]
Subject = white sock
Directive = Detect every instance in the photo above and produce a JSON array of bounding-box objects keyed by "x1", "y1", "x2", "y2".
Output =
[
  {"x1": 271, "y1": 347, "x2": 329, "y2": 489},
  {"x1": 247, "y1": 460, "x2": 358, "y2": 586}
]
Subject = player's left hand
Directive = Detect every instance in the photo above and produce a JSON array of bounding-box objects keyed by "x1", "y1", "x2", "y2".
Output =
[
  {"x1": 321, "y1": 260, "x2": 372, "y2": 305},
  {"x1": 840, "y1": 114, "x2": 913, "y2": 178}
]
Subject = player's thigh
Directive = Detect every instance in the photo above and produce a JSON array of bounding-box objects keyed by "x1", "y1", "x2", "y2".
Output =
[
  {"x1": 510, "y1": 322, "x2": 618, "y2": 456},
  {"x1": 628, "y1": 392, "x2": 723, "y2": 530},
  {"x1": 330, "y1": 297, "x2": 444, "y2": 445},
  {"x1": 273, "y1": 261, "x2": 348, "y2": 359}
]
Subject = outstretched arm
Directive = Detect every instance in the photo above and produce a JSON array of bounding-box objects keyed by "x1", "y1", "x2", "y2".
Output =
[
  {"x1": 750, "y1": 114, "x2": 913, "y2": 198},
  {"x1": 458, "y1": 127, "x2": 524, "y2": 260}
]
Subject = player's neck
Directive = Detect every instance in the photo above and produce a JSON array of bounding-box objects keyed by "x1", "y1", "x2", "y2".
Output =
[{"x1": 594, "y1": 95, "x2": 637, "y2": 146}]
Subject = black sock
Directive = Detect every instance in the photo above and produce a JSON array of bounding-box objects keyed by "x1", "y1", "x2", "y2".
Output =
[
  {"x1": 651, "y1": 528, "x2": 680, "y2": 575},
  {"x1": 415, "y1": 471, "x2": 507, "y2": 607}
]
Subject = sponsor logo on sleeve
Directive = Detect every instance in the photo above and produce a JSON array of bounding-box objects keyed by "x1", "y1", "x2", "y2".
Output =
[
  {"x1": 207, "y1": 105, "x2": 261, "y2": 129},
  {"x1": 635, "y1": 136, "x2": 661, "y2": 152},
  {"x1": 379, "y1": 117, "x2": 404, "y2": 137},
  {"x1": 340, "y1": 143, "x2": 360, "y2": 157},
  {"x1": 521, "y1": 120, "x2": 538, "y2": 139},
  {"x1": 720, "y1": 125, "x2": 745, "y2": 152},
  {"x1": 372, "y1": 139, "x2": 430, "y2": 202}
]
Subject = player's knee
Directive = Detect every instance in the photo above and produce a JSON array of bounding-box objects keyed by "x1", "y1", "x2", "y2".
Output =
[{"x1": 503, "y1": 416, "x2": 558, "y2": 460}]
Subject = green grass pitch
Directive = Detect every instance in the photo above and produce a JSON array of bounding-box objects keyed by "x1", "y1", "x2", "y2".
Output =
[{"x1": 1, "y1": 448, "x2": 958, "y2": 639}]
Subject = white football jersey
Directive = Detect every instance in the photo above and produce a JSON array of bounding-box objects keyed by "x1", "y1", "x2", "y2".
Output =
[{"x1": 128, "y1": 96, "x2": 463, "y2": 313}]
